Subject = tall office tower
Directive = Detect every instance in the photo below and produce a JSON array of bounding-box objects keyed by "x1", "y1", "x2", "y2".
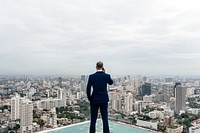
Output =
[
  {"x1": 81, "y1": 75, "x2": 86, "y2": 83},
  {"x1": 11, "y1": 93, "x2": 20, "y2": 121},
  {"x1": 174, "y1": 82, "x2": 181, "y2": 97},
  {"x1": 80, "y1": 80, "x2": 86, "y2": 91},
  {"x1": 175, "y1": 85, "x2": 186, "y2": 114},
  {"x1": 20, "y1": 99, "x2": 33, "y2": 133},
  {"x1": 143, "y1": 76, "x2": 148, "y2": 82},
  {"x1": 140, "y1": 82, "x2": 151, "y2": 96},
  {"x1": 58, "y1": 77, "x2": 62, "y2": 88},
  {"x1": 162, "y1": 84, "x2": 173, "y2": 104}
]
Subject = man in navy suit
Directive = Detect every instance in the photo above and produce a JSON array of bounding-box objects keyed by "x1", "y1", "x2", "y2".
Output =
[{"x1": 87, "y1": 61, "x2": 113, "y2": 133}]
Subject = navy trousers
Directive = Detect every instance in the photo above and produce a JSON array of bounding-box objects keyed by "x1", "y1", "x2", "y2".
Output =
[{"x1": 90, "y1": 102, "x2": 110, "y2": 133}]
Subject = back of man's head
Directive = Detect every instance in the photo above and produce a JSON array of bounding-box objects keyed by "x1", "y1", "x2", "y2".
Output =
[{"x1": 96, "y1": 61, "x2": 103, "y2": 69}]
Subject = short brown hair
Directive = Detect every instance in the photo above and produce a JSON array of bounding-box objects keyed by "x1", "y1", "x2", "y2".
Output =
[{"x1": 96, "y1": 61, "x2": 103, "y2": 69}]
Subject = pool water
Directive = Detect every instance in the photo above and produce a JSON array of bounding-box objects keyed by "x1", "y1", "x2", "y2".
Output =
[{"x1": 48, "y1": 120, "x2": 154, "y2": 133}]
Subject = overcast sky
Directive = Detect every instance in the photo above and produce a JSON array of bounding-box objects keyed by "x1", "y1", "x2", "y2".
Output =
[{"x1": 0, "y1": 0, "x2": 200, "y2": 75}]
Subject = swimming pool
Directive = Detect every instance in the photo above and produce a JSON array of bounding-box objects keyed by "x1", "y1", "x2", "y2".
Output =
[{"x1": 45, "y1": 120, "x2": 154, "y2": 133}]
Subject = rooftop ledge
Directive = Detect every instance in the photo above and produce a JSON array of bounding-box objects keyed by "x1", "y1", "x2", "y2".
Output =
[{"x1": 37, "y1": 120, "x2": 91, "y2": 133}]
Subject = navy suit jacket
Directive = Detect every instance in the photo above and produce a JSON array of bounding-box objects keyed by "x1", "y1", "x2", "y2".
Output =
[{"x1": 86, "y1": 71, "x2": 113, "y2": 104}]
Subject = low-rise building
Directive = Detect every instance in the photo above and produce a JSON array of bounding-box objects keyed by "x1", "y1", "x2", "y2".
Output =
[
  {"x1": 41, "y1": 108, "x2": 57, "y2": 128},
  {"x1": 136, "y1": 119, "x2": 158, "y2": 130},
  {"x1": 166, "y1": 125, "x2": 183, "y2": 133},
  {"x1": 187, "y1": 108, "x2": 200, "y2": 115},
  {"x1": 0, "y1": 126, "x2": 8, "y2": 133},
  {"x1": 189, "y1": 126, "x2": 200, "y2": 133}
]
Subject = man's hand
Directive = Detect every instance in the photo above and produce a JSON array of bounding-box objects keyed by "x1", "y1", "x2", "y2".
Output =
[{"x1": 102, "y1": 67, "x2": 105, "y2": 72}]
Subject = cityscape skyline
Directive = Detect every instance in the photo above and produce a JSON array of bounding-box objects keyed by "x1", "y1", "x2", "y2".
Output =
[
  {"x1": 1, "y1": 0, "x2": 200, "y2": 75},
  {"x1": 1, "y1": 74, "x2": 200, "y2": 132}
]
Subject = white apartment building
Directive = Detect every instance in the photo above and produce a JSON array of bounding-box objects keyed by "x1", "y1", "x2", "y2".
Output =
[
  {"x1": 162, "y1": 84, "x2": 173, "y2": 104},
  {"x1": 187, "y1": 108, "x2": 200, "y2": 115},
  {"x1": 124, "y1": 93, "x2": 133, "y2": 113},
  {"x1": 110, "y1": 91, "x2": 122, "y2": 111},
  {"x1": 165, "y1": 109, "x2": 175, "y2": 117},
  {"x1": 134, "y1": 101, "x2": 142, "y2": 114},
  {"x1": 20, "y1": 99, "x2": 33, "y2": 133},
  {"x1": 41, "y1": 108, "x2": 57, "y2": 128},
  {"x1": 148, "y1": 111, "x2": 159, "y2": 119},
  {"x1": 36, "y1": 98, "x2": 64, "y2": 110},
  {"x1": 130, "y1": 78, "x2": 140, "y2": 88},
  {"x1": 136, "y1": 119, "x2": 158, "y2": 130},
  {"x1": 57, "y1": 88, "x2": 66, "y2": 107},
  {"x1": 187, "y1": 87, "x2": 195, "y2": 96},
  {"x1": 11, "y1": 94, "x2": 21, "y2": 121}
]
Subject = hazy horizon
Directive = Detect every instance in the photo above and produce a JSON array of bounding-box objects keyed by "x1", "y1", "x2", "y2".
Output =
[{"x1": 1, "y1": 0, "x2": 200, "y2": 75}]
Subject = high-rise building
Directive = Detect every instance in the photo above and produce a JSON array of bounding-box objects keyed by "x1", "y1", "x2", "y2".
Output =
[
  {"x1": 36, "y1": 98, "x2": 64, "y2": 110},
  {"x1": 11, "y1": 93, "x2": 20, "y2": 121},
  {"x1": 57, "y1": 88, "x2": 66, "y2": 107},
  {"x1": 162, "y1": 84, "x2": 173, "y2": 104},
  {"x1": 58, "y1": 77, "x2": 62, "y2": 88},
  {"x1": 57, "y1": 88, "x2": 63, "y2": 99},
  {"x1": 41, "y1": 108, "x2": 57, "y2": 128},
  {"x1": 20, "y1": 99, "x2": 33, "y2": 133},
  {"x1": 46, "y1": 89, "x2": 50, "y2": 98},
  {"x1": 124, "y1": 93, "x2": 133, "y2": 113},
  {"x1": 169, "y1": 97, "x2": 175, "y2": 111},
  {"x1": 175, "y1": 85, "x2": 186, "y2": 114},
  {"x1": 140, "y1": 82, "x2": 151, "y2": 96},
  {"x1": 134, "y1": 101, "x2": 142, "y2": 114},
  {"x1": 110, "y1": 91, "x2": 122, "y2": 111},
  {"x1": 81, "y1": 75, "x2": 86, "y2": 83},
  {"x1": 174, "y1": 82, "x2": 181, "y2": 97},
  {"x1": 27, "y1": 81, "x2": 31, "y2": 89},
  {"x1": 80, "y1": 80, "x2": 86, "y2": 91},
  {"x1": 143, "y1": 76, "x2": 148, "y2": 82},
  {"x1": 130, "y1": 78, "x2": 139, "y2": 88}
]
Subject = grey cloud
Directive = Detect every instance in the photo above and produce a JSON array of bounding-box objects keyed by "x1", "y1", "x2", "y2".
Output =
[{"x1": 0, "y1": 0, "x2": 200, "y2": 75}]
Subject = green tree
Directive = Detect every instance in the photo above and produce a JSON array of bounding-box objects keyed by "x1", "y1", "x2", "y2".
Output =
[
  {"x1": 38, "y1": 119, "x2": 45, "y2": 129},
  {"x1": 128, "y1": 114, "x2": 136, "y2": 124},
  {"x1": 13, "y1": 124, "x2": 20, "y2": 130}
]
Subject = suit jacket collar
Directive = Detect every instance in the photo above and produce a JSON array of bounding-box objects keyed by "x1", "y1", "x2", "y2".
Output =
[{"x1": 96, "y1": 71, "x2": 104, "y2": 73}]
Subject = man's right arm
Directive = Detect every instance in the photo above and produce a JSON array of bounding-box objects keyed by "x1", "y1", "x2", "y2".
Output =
[
  {"x1": 86, "y1": 75, "x2": 92, "y2": 101},
  {"x1": 108, "y1": 75, "x2": 113, "y2": 85}
]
